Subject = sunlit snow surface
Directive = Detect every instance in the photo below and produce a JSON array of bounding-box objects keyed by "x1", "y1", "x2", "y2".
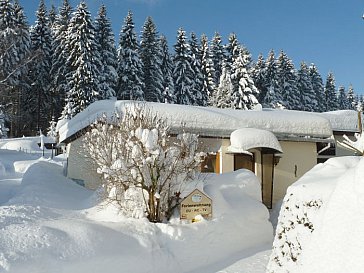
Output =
[
  {"x1": 58, "y1": 100, "x2": 344, "y2": 143},
  {"x1": 0, "y1": 143, "x2": 272, "y2": 273},
  {"x1": 267, "y1": 156, "x2": 364, "y2": 273}
]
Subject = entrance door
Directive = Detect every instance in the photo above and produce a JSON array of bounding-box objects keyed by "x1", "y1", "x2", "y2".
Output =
[{"x1": 234, "y1": 154, "x2": 255, "y2": 172}]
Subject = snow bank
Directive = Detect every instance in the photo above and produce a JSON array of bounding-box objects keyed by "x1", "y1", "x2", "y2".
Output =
[
  {"x1": 0, "y1": 149, "x2": 272, "y2": 273},
  {"x1": 0, "y1": 139, "x2": 41, "y2": 152},
  {"x1": 267, "y1": 156, "x2": 363, "y2": 272},
  {"x1": 58, "y1": 100, "x2": 333, "y2": 143},
  {"x1": 227, "y1": 128, "x2": 283, "y2": 154}
]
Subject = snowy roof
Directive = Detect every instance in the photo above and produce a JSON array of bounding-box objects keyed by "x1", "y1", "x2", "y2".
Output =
[
  {"x1": 227, "y1": 128, "x2": 283, "y2": 154},
  {"x1": 58, "y1": 100, "x2": 334, "y2": 143},
  {"x1": 318, "y1": 110, "x2": 361, "y2": 132}
]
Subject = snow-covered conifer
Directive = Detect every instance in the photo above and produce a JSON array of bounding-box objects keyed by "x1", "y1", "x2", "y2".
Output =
[
  {"x1": 230, "y1": 49, "x2": 259, "y2": 109},
  {"x1": 297, "y1": 62, "x2": 317, "y2": 112},
  {"x1": 173, "y1": 28, "x2": 195, "y2": 105},
  {"x1": 200, "y1": 34, "x2": 216, "y2": 105},
  {"x1": 51, "y1": 0, "x2": 72, "y2": 120},
  {"x1": 63, "y1": 1, "x2": 101, "y2": 118},
  {"x1": 211, "y1": 61, "x2": 232, "y2": 108},
  {"x1": 225, "y1": 33, "x2": 240, "y2": 72},
  {"x1": 262, "y1": 50, "x2": 283, "y2": 108},
  {"x1": 251, "y1": 54, "x2": 266, "y2": 103},
  {"x1": 211, "y1": 32, "x2": 225, "y2": 86},
  {"x1": 159, "y1": 35, "x2": 176, "y2": 103},
  {"x1": 116, "y1": 11, "x2": 144, "y2": 100},
  {"x1": 140, "y1": 16, "x2": 164, "y2": 102},
  {"x1": 309, "y1": 64, "x2": 325, "y2": 112},
  {"x1": 48, "y1": 4, "x2": 56, "y2": 27},
  {"x1": 28, "y1": 0, "x2": 53, "y2": 131},
  {"x1": 46, "y1": 116, "x2": 57, "y2": 139},
  {"x1": 347, "y1": 84, "x2": 355, "y2": 110},
  {"x1": 0, "y1": 105, "x2": 8, "y2": 138},
  {"x1": 277, "y1": 51, "x2": 300, "y2": 110},
  {"x1": 325, "y1": 72, "x2": 338, "y2": 111},
  {"x1": 337, "y1": 86, "x2": 349, "y2": 110},
  {"x1": 188, "y1": 32, "x2": 204, "y2": 105},
  {"x1": 95, "y1": 4, "x2": 117, "y2": 99},
  {"x1": 0, "y1": 0, "x2": 17, "y2": 86}
]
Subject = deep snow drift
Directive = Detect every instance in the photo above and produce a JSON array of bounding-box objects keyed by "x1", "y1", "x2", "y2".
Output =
[
  {"x1": 267, "y1": 156, "x2": 364, "y2": 273},
  {"x1": 0, "y1": 141, "x2": 272, "y2": 273}
]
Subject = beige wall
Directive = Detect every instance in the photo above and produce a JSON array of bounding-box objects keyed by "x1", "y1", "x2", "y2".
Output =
[
  {"x1": 66, "y1": 135, "x2": 318, "y2": 207},
  {"x1": 66, "y1": 136, "x2": 102, "y2": 189},
  {"x1": 272, "y1": 141, "x2": 317, "y2": 205}
]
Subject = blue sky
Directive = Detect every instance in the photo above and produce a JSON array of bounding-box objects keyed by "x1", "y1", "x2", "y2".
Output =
[{"x1": 20, "y1": 0, "x2": 364, "y2": 94}]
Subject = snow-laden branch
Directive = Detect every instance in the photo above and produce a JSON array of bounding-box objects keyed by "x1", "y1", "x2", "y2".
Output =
[{"x1": 82, "y1": 103, "x2": 205, "y2": 222}]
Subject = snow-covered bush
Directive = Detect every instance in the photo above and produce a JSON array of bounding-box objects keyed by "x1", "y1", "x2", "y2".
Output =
[{"x1": 83, "y1": 103, "x2": 204, "y2": 222}]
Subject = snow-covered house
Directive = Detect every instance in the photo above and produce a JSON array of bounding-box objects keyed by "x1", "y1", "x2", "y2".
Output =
[{"x1": 57, "y1": 100, "x2": 360, "y2": 208}]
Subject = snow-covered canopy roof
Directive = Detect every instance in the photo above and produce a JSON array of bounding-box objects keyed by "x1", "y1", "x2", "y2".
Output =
[
  {"x1": 58, "y1": 100, "x2": 334, "y2": 143},
  {"x1": 227, "y1": 128, "x2": 283, "y2": 154}
]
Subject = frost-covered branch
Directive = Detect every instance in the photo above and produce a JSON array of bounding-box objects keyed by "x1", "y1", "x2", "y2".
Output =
[{"x1": 83, "y1": 103, "x2": 204, "y2": 222}]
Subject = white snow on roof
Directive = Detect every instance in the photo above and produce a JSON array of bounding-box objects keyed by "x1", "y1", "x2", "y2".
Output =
[
  {"x1": 58, "y1": 100, "x2": 334, "y2": 143},
  {"x1": 318, "y1": 110, "x2": 361, "y2": 132},
  {"x1": 227, "y1": 128, "x2": 283, "y2": 154}
]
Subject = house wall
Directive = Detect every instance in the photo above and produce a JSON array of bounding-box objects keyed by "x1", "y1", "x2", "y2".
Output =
[
  {"x1": 272, "y1": 141, "x2": 317, "y2": 205},
  {"x1": 65, "y1": 135, "x2": 318, "y2": 207},
  {"x1": 66, "y1": 136, "x2": 102, "y2": 189}
]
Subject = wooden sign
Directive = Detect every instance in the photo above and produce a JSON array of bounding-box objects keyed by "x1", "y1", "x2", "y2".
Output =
[{"x1": 180, "y1": 189, "x2": 212, "y2": 221}]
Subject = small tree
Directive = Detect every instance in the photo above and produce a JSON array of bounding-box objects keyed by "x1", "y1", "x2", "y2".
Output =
[{"x1": 83, "y1": 103, "x2": 204, "y2": 222}]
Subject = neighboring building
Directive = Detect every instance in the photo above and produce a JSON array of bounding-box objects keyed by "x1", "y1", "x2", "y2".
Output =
[{"x1": 57, "y1": 100, "x2": 360, "y2": 208}]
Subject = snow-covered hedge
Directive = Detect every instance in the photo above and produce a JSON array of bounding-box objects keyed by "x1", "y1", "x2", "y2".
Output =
[{"x1": 267, "y1": 156, "x2": 363, "y2": 272}]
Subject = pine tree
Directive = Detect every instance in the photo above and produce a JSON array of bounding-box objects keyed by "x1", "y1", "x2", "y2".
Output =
[
  {"x1": 116, "y1": 11, "x2": 144, "y2": 100},
  {"x1": 230, "y1": 49, "x2": 259, "y2": 109},
  {"x1": 262, "y1": 50, "x2": 283, "y2": 108},
  {"x1": 95, "y1": 4, "x2": 117, "y2": 99},
  {"x1": 188, "y1": 32, "x2": 203, "y2": 105},
  {"x1": 210, "y1": 32, "x2": 225, "y2": 86},
  {"x1": 159, "y1": 35, "x2": 175, "y2": 103},
  {"x1": 200, "y1": 34, "x2": 215, "y2": 106},
  {"x1": 140, "y1": 16, "x2": 163, "y2": 102},
  {"x1": 63, "y1": 1, "x2": 101, "y2": 118},
  {"x1": 0, "y1": 104, "x2": 8, "y2": 138},
  {"x1": 0, "y1": 0, "x2": 17, "y2": 86},
  {"x1": 347, "y1": 84, "x2": 355, "y2": 110},
  {"x1": 28, "y1": 0, "x2": 53, "y2": 132},
  {"x1": 47, "y1": 115, "x2": 57, "y2": 139},
  {"x1": 48, "y1": 4, "x2": 56, "y2": 27},
  {"x1": 8, "y1": 0, "x2": 31, "y2": 136},
  {"x1": 51, "y1": 0, "x2": 72, "y2": 120},
  {"x1": 337, "y1": 86, "x2": 349, "y2": 110},
  {"x1": 211, "y1": 61, "x2": 232, "y2": 108},
  {"x1": 277, "y1": 51, "x2": 300, "y2": 110},
  {"x1": 251, "y1": 54, "x2": 266, "y2": 103},
  {"x1": 297, "y1": 62, "x2": 317, "y2": 112},
  {"x1": 309, "y1": 64, "x2": 325, "y2": 112},
  {"x1": 225, "y1": 33, "x2": 240, "y2": 72},
  {"x1": 325, "y1": 72, "x2": 338, "y2": 111},
  {"x1": 173, "y1": 28, "x2": 195, "y2": 105}
]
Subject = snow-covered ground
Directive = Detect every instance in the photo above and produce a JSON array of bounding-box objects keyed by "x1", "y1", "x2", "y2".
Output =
[
  {"x1": 0, "y1": 138, "x2": 273, "y2": 273},
  {"x1": 267, "y1": 156, "x2": 364, "y2": 273}
]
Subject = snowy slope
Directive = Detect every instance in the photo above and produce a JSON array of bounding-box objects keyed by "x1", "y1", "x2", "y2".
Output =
[
  {"x1": 267, "y1": 156, "x2": 364, "y2": 273},
  {"x1": 0, "y1": 147, "x2": 272, "y2": 273}
]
